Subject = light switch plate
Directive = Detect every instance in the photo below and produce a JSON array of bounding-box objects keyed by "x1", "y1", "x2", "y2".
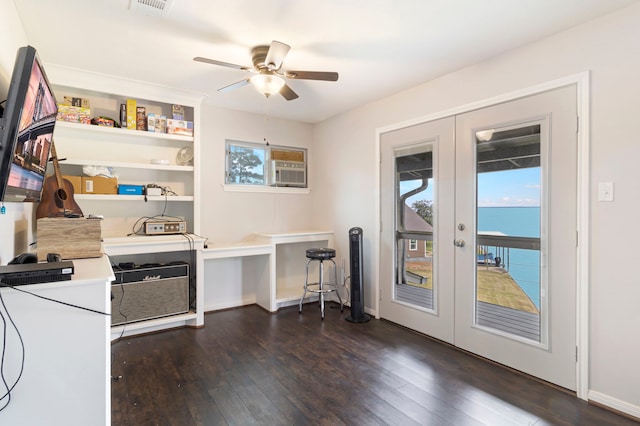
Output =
[{"x1": 598, "y1": 182, "x2": 614, "y2": 202}]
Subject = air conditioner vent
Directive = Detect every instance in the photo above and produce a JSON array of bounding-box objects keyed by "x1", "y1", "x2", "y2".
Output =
[
  {"x1": 271, "y1": 160, "x2": 306, "y2": 187},
  {"x1": 129, "y1": 0, "x2": 173, "y2": 17}
]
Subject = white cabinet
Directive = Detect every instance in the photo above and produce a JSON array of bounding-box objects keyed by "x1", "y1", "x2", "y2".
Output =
[{"x1": 0, "y1": 257, "x2": 113, "y2": 425}]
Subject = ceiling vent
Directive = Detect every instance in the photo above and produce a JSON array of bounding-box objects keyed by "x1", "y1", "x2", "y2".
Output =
[{"x1": 129, "y1": 0, "x2": 173, "y2": 17}]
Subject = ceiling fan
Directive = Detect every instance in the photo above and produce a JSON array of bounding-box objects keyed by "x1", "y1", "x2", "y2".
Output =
[{"x1": 193, "y1": 40, "x2": 338, "y2": 101}]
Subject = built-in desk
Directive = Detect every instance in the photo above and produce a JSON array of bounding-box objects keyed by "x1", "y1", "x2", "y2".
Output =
[
  {"x1": 0, "y1": 256, "x2": 113, "y2": 426},
  {"x1": 202, "y1": 231, "x2": 333, "y2": 312}
]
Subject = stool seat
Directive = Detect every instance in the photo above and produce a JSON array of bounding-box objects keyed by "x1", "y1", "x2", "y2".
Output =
[{"x1": 306, "y1": 248, "x2": 336, "y2": 260}]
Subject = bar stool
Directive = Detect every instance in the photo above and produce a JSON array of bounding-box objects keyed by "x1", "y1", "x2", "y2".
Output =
[{"x1": 298, "y1": 248, "x2": 343, "y2": 319}]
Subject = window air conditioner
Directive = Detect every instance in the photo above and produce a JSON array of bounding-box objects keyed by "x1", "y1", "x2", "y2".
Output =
[{"x1": 271, "y1": 160, "x2": 306, "y2": 187}]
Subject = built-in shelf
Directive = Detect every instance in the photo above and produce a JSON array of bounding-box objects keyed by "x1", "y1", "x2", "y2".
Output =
[
  {"x1": 63, "y1": 159, "x2": 193, "y2": 171},
  {"x1": 55, "y1": 120, "x2": 193, "y2": 143},
  {"x1": 75, "y1": 194, "x2": 193, "y2": 202}
]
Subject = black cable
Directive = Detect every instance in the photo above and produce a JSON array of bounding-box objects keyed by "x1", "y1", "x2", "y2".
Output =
[
  {"x1": 108, "y1": 259, "x2": 128, "y2": 344},
  {"x1": 0, "y1": 283, "x2": 26, "y2": 412},
  {"x1": 180, "y1": 233, "x2": 197, "y2": 310}
]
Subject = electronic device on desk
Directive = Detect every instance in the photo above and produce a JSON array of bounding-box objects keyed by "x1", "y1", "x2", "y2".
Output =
[
  {"x1": 0, "y1": 45, "x2": 58, "y2": 203},
  {"x1": 0, "y1": 260, "x2": 74, "y2": 286},
  {"x1": 144, "y1": 220, "x2": 187, "y2": 235}
]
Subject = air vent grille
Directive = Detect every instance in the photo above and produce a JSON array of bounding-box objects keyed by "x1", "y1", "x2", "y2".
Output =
[{"x1": 129, "y1": 0, "x2": 173, "y2": 16}]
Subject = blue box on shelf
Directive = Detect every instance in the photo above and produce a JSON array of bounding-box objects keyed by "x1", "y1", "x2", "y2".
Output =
[{"x1": 118, "y1": 184, "x2": 144, "y2": 195}]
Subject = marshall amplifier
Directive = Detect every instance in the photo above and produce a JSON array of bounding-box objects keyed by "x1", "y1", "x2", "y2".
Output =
[{"x1": 111, "y1": 262, "x2": 189, "y2": 326}]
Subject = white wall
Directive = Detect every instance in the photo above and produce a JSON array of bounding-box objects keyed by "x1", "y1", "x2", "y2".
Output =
[
  {"x1": 313, "y1": 2, "x2": 640, "y2": 415},
  {"x1": 0, "y1": 0, "x2": 32, "y2": 265},
  {"x1": 198, "y1": 104, "x2": 315, "y2": 244}
]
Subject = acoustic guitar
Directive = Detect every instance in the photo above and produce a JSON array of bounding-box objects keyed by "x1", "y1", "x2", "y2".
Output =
[{"x1": 36, "y1": 140, "x2": 84, "y2": 219}]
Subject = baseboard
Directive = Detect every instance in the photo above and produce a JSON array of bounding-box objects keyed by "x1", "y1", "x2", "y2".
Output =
[
  {"x1": 589, "y1": 390, "x2": 640, "y2": 420},
  {"x1": 204, "y1": 296, "x2": 257, "y2": 312}
]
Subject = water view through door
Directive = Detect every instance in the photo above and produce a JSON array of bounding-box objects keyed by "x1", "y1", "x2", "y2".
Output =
[{"x1": 475, "y1": 124, "x2": 543, "y2": 342}]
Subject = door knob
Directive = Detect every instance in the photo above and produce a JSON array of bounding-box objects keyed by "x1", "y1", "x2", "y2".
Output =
[{"x1": 454, "y1": 239, "x2": 465, "y2": 247}]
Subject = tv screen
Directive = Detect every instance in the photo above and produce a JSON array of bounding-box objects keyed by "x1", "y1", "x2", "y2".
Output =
[{"x1": 0, "y1": 45, "x2": 57, "y2": 202}]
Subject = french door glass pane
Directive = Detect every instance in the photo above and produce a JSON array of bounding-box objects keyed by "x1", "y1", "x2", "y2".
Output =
[
  {"x1": 395, "y1": 144, "x2": 434, "y2": 310},
  {"x1": 475, "y1": 125, "x2": 542, "y2": 342}
]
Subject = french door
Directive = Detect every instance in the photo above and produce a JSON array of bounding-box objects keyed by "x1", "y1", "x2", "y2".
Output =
[{"x1": 379, "y1": 86, "x2": 577, "y2": 390}]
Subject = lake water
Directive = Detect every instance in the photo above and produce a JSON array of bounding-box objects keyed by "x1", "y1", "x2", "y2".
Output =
[{"x1": 477, "y1": 207, "x2": 540, "y2": 308}]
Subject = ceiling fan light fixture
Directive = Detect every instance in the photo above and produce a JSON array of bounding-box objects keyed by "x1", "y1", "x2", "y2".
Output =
[{"x1": 250, "y1": 74, "x2": 285, "y2": 97}]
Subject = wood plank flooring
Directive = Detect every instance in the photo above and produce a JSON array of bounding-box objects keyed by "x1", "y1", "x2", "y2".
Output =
[{"x1": 111, "y1": 304, "x2": 638, "y2": 425}]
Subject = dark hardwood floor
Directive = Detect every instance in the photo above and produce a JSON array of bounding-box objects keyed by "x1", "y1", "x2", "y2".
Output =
[{"x1": 111, "y1": 304, "x2": 638, "y2": 425}]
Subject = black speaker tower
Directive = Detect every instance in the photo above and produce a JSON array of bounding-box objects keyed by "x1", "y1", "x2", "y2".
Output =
[{"x1": 346, "y1": 227, "x2": 370, "y2": 323}]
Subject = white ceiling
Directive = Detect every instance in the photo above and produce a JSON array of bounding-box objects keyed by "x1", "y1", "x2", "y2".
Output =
[{"x1": 13, "y1": 0, "x2": 638, "y2": 123}]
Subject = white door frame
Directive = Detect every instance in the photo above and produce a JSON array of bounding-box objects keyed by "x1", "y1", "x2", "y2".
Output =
[{"x1": 374, "y1": 71, "x2": 590, "y2": 400}]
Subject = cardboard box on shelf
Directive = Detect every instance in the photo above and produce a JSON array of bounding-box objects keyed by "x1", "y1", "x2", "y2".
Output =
[
  {"x1": 56, "y1": 104, "x2": 91, "y2": 124},
  {"x1": 171, "y1": 104, "x2": 185, "y2": 120},
  {"x1": 126, "y1": 99, "x2": 137, "y2": 130},
  {"x1": 136, "y1": 106, "x2": 146, "y2": 130},
  {"x1": 118, "y1": 184, "x2": 144, "y2": 195},
  {"x1": 81, "y1": 176, "x2": 118, "y2": 194},
  {"x1": 166, "y1": 119, "x2": 193, "y2": 136},
  {"x1": 61, "y1": 175, "x2": 82, "y2": 195},
  {"x1": 62, "y1": 96, "x2": 90, "y2": 108}
]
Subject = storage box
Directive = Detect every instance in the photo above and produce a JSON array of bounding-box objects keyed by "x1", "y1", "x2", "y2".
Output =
[
  {"x1": 126, "y1": 99, "x2": 137, "y2": 130},
  {"x1": 56, "y1": 104, "x2": 91, "y2": 124},
  {"x1": 62, "y1": 175, "x2": 82, "y2": 195},
  {"x1": 118, "y1": 184, "x2": 144, "y2": 195},
  {"x1": 36, "y1": 217, "x2": 102, "y2": 261},
  {"x1": 166, "y1": 119, "x2": 193, "y2": 136},
  {"x1": 62, "y1": 96, "x2": 90, "y2": 108},
  {"x1": 82, "y1": 176, "x2": 118, "y2": 194}
]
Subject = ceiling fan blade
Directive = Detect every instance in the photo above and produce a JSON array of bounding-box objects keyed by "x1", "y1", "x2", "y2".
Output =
[
  {"x1": 218, "y1": 79, "x2": 251, "y2": 93},
  {"x1": 280, "y1": 84, "x2": 299, "y2": 101},
  {"x1": 285, "y1": 70, "x2": 339, "y2": 81},
  {"x1": 265, "y1": 41, "x2": 290, "y2": 70},
  {"x1": 194, "y1": 56, "x2": 252, "y2": 71}
]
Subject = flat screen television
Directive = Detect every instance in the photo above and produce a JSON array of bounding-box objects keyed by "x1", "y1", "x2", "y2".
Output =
[{"x1": 0, "y1": 45, "x2": 57, "y2": 202}]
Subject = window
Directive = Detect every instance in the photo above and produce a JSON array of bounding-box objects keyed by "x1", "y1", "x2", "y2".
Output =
[
  {"x1": 225, "y1": 140, "x2": 307, "y2": 188},
  {"x1": 409, "y1": 239, "x2": 418, "y2": 251}
]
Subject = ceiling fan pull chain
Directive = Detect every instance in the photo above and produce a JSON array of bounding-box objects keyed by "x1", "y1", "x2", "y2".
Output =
[{"x1": 263, "y1": 96, "x2": 270, "y2": 146}]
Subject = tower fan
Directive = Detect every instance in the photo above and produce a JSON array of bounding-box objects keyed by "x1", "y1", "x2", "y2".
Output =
[{"x1": 346, "y1": 227, "x2": 370, "y2": 323}]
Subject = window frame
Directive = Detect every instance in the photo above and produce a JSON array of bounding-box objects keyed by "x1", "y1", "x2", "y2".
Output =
[{"x1": 224, "y1": 139, "x2": 309, "y2": 193}]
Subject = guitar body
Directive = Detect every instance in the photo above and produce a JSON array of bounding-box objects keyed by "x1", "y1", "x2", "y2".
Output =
[
  {"x1": 36, "y1": 175, "x2": 83, "y2": 219},
  {"x1": 35, "y1": 141, "x2": 84, "y2": 219}
]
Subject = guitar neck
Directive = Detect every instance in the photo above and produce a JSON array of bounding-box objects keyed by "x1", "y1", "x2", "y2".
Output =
[{"x1": 50, "y1": 142, "x2": 65, "y2": 188}]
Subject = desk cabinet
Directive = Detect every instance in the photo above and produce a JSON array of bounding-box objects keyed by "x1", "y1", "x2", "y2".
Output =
[{"x1": 0, "y1": 257, "x2": 113, "y2": 426}]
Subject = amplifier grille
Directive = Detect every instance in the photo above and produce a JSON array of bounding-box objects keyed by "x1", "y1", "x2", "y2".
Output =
[{"x1": 111, "y1": 266, "x2": 189, "y2": 326}]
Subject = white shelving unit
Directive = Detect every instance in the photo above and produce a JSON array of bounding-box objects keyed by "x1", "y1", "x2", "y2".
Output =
[
  {"x1": 44, "y1": 64, "x2": 206, "y2": 336},
  {"x1": 45, "y1": 64, "x2": 204, "y2": 238}
]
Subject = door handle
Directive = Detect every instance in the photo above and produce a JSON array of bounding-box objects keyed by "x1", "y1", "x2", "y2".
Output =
[{"x1": 454, "y1": 239, "x2": 465, "y2": 247}]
